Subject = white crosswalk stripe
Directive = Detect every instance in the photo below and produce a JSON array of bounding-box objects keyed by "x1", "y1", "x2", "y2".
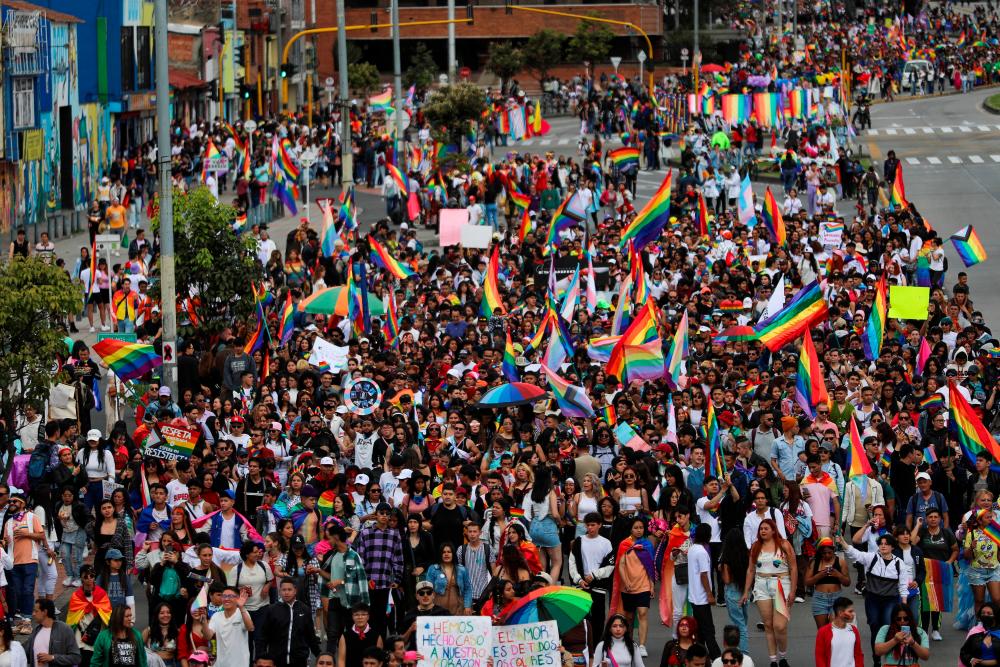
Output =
[
  {"x1": 948, "y1": 156, "x2": 962, "y2": 163},
  {"x1": 992, "y1": 155, "x2": 1000, "y2": 162},
  {"x1": 940, "y1": 127, "x2": 953, "y2": 133},
  {"x1": 558, "y1": 138, "x2": 570, "y2": 145},
  {"x1": 927, "y1": 157, "x2": 942, "y2": 164},
  {"x1": 922, "y1": 127, "x2": 934, "y2": 134},
  {"x1": 522, "y1": 139, "x2": 535, "y2": 145},
  {"x1": 868, "y1": 129, "x2": 879, "y2": 135},
  {"x1": 885, "y1": 128, "x2": 898, "y2": 135},
  {"x1": 539, "y1": 139, "x2": 552, "y2": 145},
  {"x1": 970, "y1": 155, "x2": 985, "y2": 163},
  {"x1": 959, "y1": 125, "x2": 973, "y2": 133},
  {"x1": 979, "y1": 126, "x2": 992, "y2": 132},
  {"x1": 906, "y1": 157, "x2": 921, "y2": 165},
  {"x1": 904, "y1": 128, "x2": 916, "y2": 135}
]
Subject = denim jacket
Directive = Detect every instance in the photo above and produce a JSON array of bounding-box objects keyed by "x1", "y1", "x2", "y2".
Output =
[{"x1": 424, "y1": 564, "x2": 472, "y2": 609}]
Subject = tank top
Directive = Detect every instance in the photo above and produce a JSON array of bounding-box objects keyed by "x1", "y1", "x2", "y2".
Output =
[
  {"x1": 755, "y1": 548, "x2": 790, "y2": 577},
  {"x1": 576, "y1": 494, "x2": 599, "y2": 522},
  {"x1": 812, "y1": 557, "x2": 844, "y2": 586},
  {"x1": 10, "y1": 238, "x2": 28, "y2": 258}
]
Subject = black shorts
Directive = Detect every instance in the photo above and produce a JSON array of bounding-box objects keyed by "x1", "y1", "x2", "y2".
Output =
[
  {"x1": 88, "y1": 290, "x2": 109, "y2": 305},
  {"x1": 620, "y1": 591, "x2": 651, "y2": 612}
]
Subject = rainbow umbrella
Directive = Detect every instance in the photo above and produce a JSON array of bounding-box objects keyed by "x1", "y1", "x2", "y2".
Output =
[
  {"x1": 297, "y1": 286, "x2": 386, "y2": 317},
  {"x1": 714, "y1": 326, "x2": 758, "y2": 342},
  {"x1": 499, "y1": 585, "x2": 593, "y2": 633},
  {"x1": 476, "y1": 382, "x2": 548, "y2": 407}
]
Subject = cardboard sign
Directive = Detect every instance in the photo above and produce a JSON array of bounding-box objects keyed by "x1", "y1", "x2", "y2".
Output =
[
  {"x1": 308, "y1": 337, "x2": 350, "y2": 372},
  {"x1": 143, "y1": 422, "x2": 200, "y2": 460},
  {"x1": 460, "y1": 224, "x2": 494, "y2": 248},
  {"x1": 204, "y1": 157, "x2": 230, "y2": 171},
  {"x1": 416, "y1": 616, "x2": 492, "y2": 667},
  {"x1": 440, "y1": 209, "x2": 469, "y2": 246},
  {"x1": 493, "y1": 621, "x2": 561, "y2": 667}
]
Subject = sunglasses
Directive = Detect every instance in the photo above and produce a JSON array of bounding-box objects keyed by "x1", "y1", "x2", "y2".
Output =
[
  {"x1": 417, "y1": 590, "x2": 433, "y2": 596},
  {"x1": 722, "y1": 661, "x2": 739, "y2": 665}
]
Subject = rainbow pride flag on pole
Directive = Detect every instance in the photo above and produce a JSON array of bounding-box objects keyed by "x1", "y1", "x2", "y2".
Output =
[
  {"x1": 664, "y1": 310, "x2": 689, "y2": 389},
  {"x1": 863, "y1": 276, "x2": 888, "y2": 360},
  {"x1": 386, "y1": 163, "x2": 407, "y2": 196},
  {"x1": 703, "y1": 396, "x2": 726, "y2": 478},
  {"x1": 619, "y1": 171, "x2": 672, "y2": 250},
  {"x1": 950, "y1": 225, "x2": 987, "y2": 267},
  {"x1": 369, "y1": 236, "x2": 415, "y2": 280},
  {"x1": 278, "y1": 292, "x2": 295, "y2": 345},
  {"x1": 541, "y1": 363, "x2": 595, "y2": 418},
  {"x1": 761, "y1": 187, "x2": 786, "y2": 246},
  {"x1": 920, "y1": 559, "x2": 954, "y2": 612},
  {"x1": 480, "y1": 245, "x2": 505, "y2": 317},
  {"x1": 754, "y1": 281, "x2": 828, "y2": 352},
  {"x1": 92, "y1": 339, "x2": 162, "y2": 382},
  {"x1": 609, "y1": 147, "x2": 640, "y2": 172},
  {"x1": 369, "y1": 88, "x2": 392, "y2": 111},
  {"x1": 794, "y1": 332, "x2": 828, "y2": 418},
  {"x1": 623, "y1": 340, "x2": 666, "y2": 383},
  {"x1": 502, "y1": 329, "x2": 519, "y2": 382},
  {"x1": 950, "y1": 378, "x2": 1000, "y2": 464}
]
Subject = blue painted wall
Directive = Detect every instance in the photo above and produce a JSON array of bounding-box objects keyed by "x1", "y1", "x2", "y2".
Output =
[{"x1": 36, "y1": 0, "x2": 123, "y2": 104}]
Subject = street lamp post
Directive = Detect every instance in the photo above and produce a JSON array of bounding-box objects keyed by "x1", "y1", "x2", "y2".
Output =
[
  {"x1": 637, "y1": 50, "x2": 647, "y2": 87},
  {"x1": 335, "y1": 0, "x2": 353, "y2": 188},
  {"x1": 299, "y1": 150, "x2": 316, "y2": 224}
]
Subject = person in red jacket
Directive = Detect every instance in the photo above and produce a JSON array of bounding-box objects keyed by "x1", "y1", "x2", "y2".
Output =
[{"x1": 815, "y1": 597, "x2": 865, "y2": 667}]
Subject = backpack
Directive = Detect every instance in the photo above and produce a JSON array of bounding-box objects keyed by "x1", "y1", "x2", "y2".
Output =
[
  {"x1": 429, "y1": 502, "x2": 470, "y2": 522},
  {"x1": 457, "y1": 542, "x2": 491, "y2": 573},
  {"x1": 158, "y1": 566, "x2": 182, "y2": 600},
  {"x1": 28, "y1": 440, "x2": 53, "y2": 486}
]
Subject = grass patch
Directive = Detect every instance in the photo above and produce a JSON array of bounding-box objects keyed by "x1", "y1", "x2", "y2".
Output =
[{"x1": 986, "y1": 93, "x2": 1000, "y2": 113}]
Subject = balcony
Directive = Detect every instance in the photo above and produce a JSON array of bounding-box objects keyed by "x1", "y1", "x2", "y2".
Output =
[{"x1": 3, "y1": 10, "x2": 47, "y2": 76}]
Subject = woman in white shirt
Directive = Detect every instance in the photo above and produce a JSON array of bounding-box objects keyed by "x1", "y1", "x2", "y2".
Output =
[
  {"x1": 77, "y1": 430, "x2": 117, "y2": 512},
  {"x1": 592, "y1": 614, "x2": 645, "y2": 667}
]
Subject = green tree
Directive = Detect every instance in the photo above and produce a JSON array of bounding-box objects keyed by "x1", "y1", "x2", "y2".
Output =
[
  {"x1": 404, "y1": 42, "x2": 439, "y2": 91},
  {"x1": 524, "y1": 29, "x2": 566, "y2": 85},
  {"x1": 421, "y1": 83, "x2": 486, "y2": 161},
  {"x1": 0, "y1": 258, "x2": 78, "y2": 480},
  {"x1": 486, "y1": 41, "x2": 524, "y2": 92},
  {"x1": 151, "y1": 187, "x2": 262, "y2": 336},
  {"x1": 568, "y1": 19, "x2": 615, "y2": 75},
  {"x1": 348, "y1": 62, "x2": 380, "y2": 97}
]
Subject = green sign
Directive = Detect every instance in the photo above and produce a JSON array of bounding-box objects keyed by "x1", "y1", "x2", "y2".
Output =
[{"x1": 96, "y1": 332, "x2": 137, "y2": 343}]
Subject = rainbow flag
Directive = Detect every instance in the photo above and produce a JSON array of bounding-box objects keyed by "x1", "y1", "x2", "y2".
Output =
[
  {"x1": 509, "y1": 507, "x2": 526, "y2": 520},
  {"x1": 957, "y1": 30, "x2": 967, "y2": 46},
  {"x1": 92, "y1": 338, "x2": 162, "y2": 382},
  {"x1": 752, "y1": 92, "x2": 780, "y2": 127},
  {"x1": 664, "y1": 310, "x2": 689, "y2": 390},
  {"x1": 721, "y1": 94, "x2": 750, "y2": 124},
  {"x1": 502, "y1": 329, "x2": 519, "y2": 382},
  {"x1": 319, "y1": 199, "x2": 340, "y2": 257},
  {"x1": 517, "y1": 206, "x2": 532, "y2": 243},
  {"x1": 703, "y1": 396, "x2": 726, "y2": 478},
  {"x1": 924, "y1": 446, "x2": 938, "y2": 464},
  {"x1": 920, "y1": 559, "x2": 954, "y2": 612},
  {"x1": 863, "y1": 276, "x2": 888, "y2": 360},
  {"x1": 587, "y1": 335, "x2": 620, "y2": 363},
  {"x1": 244, "y1": 301, "x2": 267, "y2": 354},
  {"x1": 624, "y1": 340, "x2": 666, "y2": 383},
  {"x1": 339, "y1": 186, "x2": 358, "y2": 232},
  {"x1": 369, "y1": 236, "x2": 415, "y2": 280},
  {"x1": 508, "y1": 186, "x2": 531, "y2": 211},
  {"x1": 950, "y1": 225, "x2": 987, "y2": 267},
  {"x1": 788, "y1": 89, "x2": 810, "y2": 119},
  {"x1": 697, "y1": 192, "x2": 710, "y2": 237},
  {"x1": 915, "y1": 255, "x2": 931, "y2": 287},
  {"x1": 66, "y1": 587, "x2": 112, "y2": 627},
  {"x1": 761, "y1": 187, "x2": 786, "y2": 246},
  {"x1": 794, "y1": 332, "x2": 828, "y2": 418},
  {"x1": 847, "y1": 417, "x2": 873, "y2": 479},
  {"x1": 619, "y1": 171, "x2": 672, "y2": 250},
  {"x1": 544, "y1": 192, "x2": 587, "y2": 252},
  {"x1": 607, "y1": 300, "x2": 659, "y2": 381},
  {"x1": 369, "y1": 88, "x2": 392, "y2": 111},
  {"x1": 598, "y1": 405, "x2": 617, "y2": 426},
  {"x1": 920, "y1": 393, "x2": 945, "y2": 411},
  {"x1": 386, "y1": 163, "x2": 408, "y2": 196},
  {"x1": 878, "y1": 442, "x2": 893, "y2": 472},
  {"x1": 755, "y1": 281, "x2": 828, "y2": 352},
  {"x1": 628, "y1": 243, "x2": 649, "y2": 304},
  {"x1": 190, "y1": 582, "x2": 210, "y2": 615},
  {"x1": 275, "y1": 137, "x2": 301, "y2": 181},
  {"x1": 278, "y1": 291, "x2": 295, "y2": 345},
  {"x1": 609, "y1": 147, "x2": 640, "y2": 172},
  {"x1": 985, "y1": 520, "x2": 1000, "y2": 546},
  {"x1": 541, "y1": 363, "x2": 595, "y2": 418},
  {"x1": 384, "y1": 288, "x2": 400, "y2": 347},
  {"x1": 950, "y1": 378, "x2": 1000, "y2": 464},
  {"x1": 480, "y1": 245, "x2": 505, "y2": 317}
]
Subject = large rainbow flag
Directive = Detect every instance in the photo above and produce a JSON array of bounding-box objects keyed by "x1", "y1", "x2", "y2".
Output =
[
  {"x1": 664, "y1": 310, "x2": 689, "y2": 389},
  {"x1": 624, "y1": 340, "x2": 666, "y2": 383},
  {"x1": 619, "y1": 171, "x2": 672, "y2": 250},
  {"x1": 369, "y1": 237, "x2": 415, "y2": 280},
  {"x1": 754, "y1": 281, "x2": 828, "y2": 352},
  {"x1": 863, "y1": 276, "x2": 888, "y2": 360},
  {"x1": 541, "y1": 363, "x2": 595, "y2": 418},
  {"x1": 721, "y1": 94, "x2": 751, "y2": 124},
  {"x1": 369, "y1": 88, "x2": 392, "y2": 111},
  {"x1": 794, "y1": 332, "x2": 828, "y2": 418},
  {"x1": 950, "y1": 225, "x2": 987, "y2": 267},
  {"x1": 609, "y1": 147, "x2": 640, "y2": 172},
  {"x1": 607, "y1": 300, "x2": 659, "y2": 381},
  {"x1": 950, "y1": 379, "x2": 1000, "y2": 464},
  {"x1": 92, "y1": 339, "x2": 161, "y2": 382},
  {"x1": 761, "y1": 187, "x2": 786, "y2": 246},
  {"x1": 920, "y1": 559, "x2": 954, "y2": 612},
  {"x1": 752, "y1": 92, "x2": 780, "y2": 127},
  {"x1": 480, "y1": 245, "x2": 505, "y2": 317}
]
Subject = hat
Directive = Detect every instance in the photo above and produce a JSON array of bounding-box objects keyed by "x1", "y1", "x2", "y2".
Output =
[
  {"x1": 269, "y1": 421, "x2": 283, "y2": 431},
  {"x1": 58, "y1": 446, "x2": 72, "y2": 456},
  {"x1": 237, "y1": 448, "x2": 249, "y2": 457},
  {"x1": 355, "y1": 474, "x2": 370, "y2": 486},
  {"x1": 359, "y1": 337, "x2": 371, "y2": 344},
  {"x1": 105, "y1": 548, "x2": 124, "y2": 560},
  {"x1": 159, "y1": 386, "x2": 171, "y2": 397},
  {"x1": 780, "y1": 416, "x2": 797, "y2": 431},
  {"x1": 301, "y1": 484, "x2": 319, "y2": 498},
  {"x1": 816, "y1": 537, "x2": 835, "y2": 549},
  {"x1": 415, "y1": 580, "x2": 434, "y2": 593},
  {"x1": 222, "y1": 489, "x2": 236, "y2": 500},
  {"x1": 189, "y1": 651, "x2": 212, "y2": 665},
  {"x1": 7, "y1": 488, "x2": 25, "y2": 501},
  {"x1": 86, "y1": 428, "x2": 102, "y2": 441},
  {"x1": 291, "y1": 534, "x2": 306, "y2": 548},
  {"x1": 534, "y1": 572, "x2": 553, "y2": 585},
  {"x1": 230, "y1": 415, "x2": 245, "y2": 425},
  {"x1": 320, "y1": 456, "x2": 335, "y2": 466},
  {"x1": 398, "y1": 469, "x2": 413, "y2": 479},
  {"x1": 916, "y1": 471, "x2": 932, "y2": 481},
  {"x1": 336, "y1": 405, "x2": 349, "y2": 415}
]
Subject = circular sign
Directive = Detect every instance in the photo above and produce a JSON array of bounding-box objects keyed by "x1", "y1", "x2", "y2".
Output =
[
  {"x1": 681, "y1": 48, "x2": 689, "y2": 57},
  {"x1": 244, "y1": 120, "x2": 258, "y2": 133},
  {"x1": 343, "y1": 377, "x2": 383, "y2": 415},
  {"x1": 325, "y1": 76, "x2": 335, "y2": 87},
  {"x1": 299, "y1": 151, "x2": 317, "y2": 168}
]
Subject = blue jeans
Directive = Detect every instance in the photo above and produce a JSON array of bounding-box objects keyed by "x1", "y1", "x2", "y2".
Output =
[
  {"x1": 84, "y1": 480, "x2": 104, "y2": 512},
  {"x1": 484, "y1": 203, "x2": 498, "y2": 229},
  {"x1": 9, "y1": 563, "x2": 37, "y2": 617},
  {"x1": 59, "y1": 528, "x2": 86, "y2": 579},
  {"x1": 724, "y1": 583, "x2": 749, "y2": 653}
]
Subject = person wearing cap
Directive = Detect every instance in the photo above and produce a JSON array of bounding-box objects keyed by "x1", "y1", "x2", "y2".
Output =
[
  {"x1": 904, "y1": 471, "x2": 949, "y2": 531},
  {"x1": 196, "y1": 584, "x2": 255, "y2": 667},
  {"x1": 400, "y1": 580, "x2": 448, "y2": 649},
  {"x1": 324, "y1": 524, "x2": 370, "y2": 651},
  {"x1": 265, "y1": 422, "x2": 294, "y2": 485},
  {"x1": 188, "y1": 649, "x2": 213, "y2": 666},
  {"x1": 152, "y1": 385, "x2": 182, "y2": 419},
  {"x1": 98, "y1": 546, "x2": 135, "y2": 612},
  {"x1": 354, "y1": 501, "x2": 403, "y2": 639},
  {"x1": 804, "y1": 536, "x2": 850, "y2": 629},
  {"x1": 76, "y1": 429, "x2": 116, "y2": 512},
  {"x1": 4, "y1": 488, "x2": 45, "y2": 632}
]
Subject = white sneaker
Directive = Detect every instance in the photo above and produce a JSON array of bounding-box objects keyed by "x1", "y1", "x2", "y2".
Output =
[
  {"x1": 639, "y1": 646, "x2": 647, "y2": 657},
  {"x1": 72, "y1": 578, "x2": 82, "y2": 587},
  {"x1": 62, "y1": 577, "x2": 73, "y2": 587},
  {"x1": 88, "y1": 326, "x2": 96, "y2": 333},
  {"x1": 100, "y1": 325, "x2": 110, "y2": 331},
  {"x1": 931, "y1": 630, "x2": 942, "y2": 641},
  {"x1": 794, "y1": 596, "x2": 805, "y2": 603}
]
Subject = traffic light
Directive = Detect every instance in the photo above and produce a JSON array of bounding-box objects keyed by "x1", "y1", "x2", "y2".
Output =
[
  {"x1": 234, "y1": 45, "x2": 246, "y2": 68},
  {"x1": 241, "y1": 83, "x2": 253, "y2": 100},
  {"x1": 280, "y1": 63, "x2": 297, "y2": 79},
  {"x1": 466, "y1": 4, "x2": 474, "y2": 22},
  {"x1": 370, "y1": 10, "x2": 378, "y2": 31},
  {"x1": 505, "y1": 0, "x2": 513, "y2": 15}
]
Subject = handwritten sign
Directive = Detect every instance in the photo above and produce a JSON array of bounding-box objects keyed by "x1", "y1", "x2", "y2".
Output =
[
  {"x1": 204, "y1": 157, "x2": 230, "y2": 172},
  {"x1": 143, "y1": 422, "x2": 200, "y2": 460},
  {"x1": 493, "y1": 621, "x2": 561, "y2": 667},
  {"x1": 417, "y1": 616, "x2": 492, "y2": 667}
]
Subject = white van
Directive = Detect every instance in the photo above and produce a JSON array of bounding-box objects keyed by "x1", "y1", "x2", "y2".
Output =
[{"x1": 901, "y1": 60, "x2": 933, "y2": 91}]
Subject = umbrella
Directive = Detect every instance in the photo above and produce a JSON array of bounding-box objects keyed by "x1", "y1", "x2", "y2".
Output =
[
  {"x1": 701, "y1": 63, "x2": 727, "y2": 73},
  {"x1": 477, "y1": 382, "x2": 548, "y2": 407},
  {"x1": 714, "y1": 326, "x2": 758, "y2": 342},
  {"x1": 298, "y1": 286, "x2": 386, "y2": 317},
  {"x1": 499, "y1": 585, "x2": 593, "y2": 634}
]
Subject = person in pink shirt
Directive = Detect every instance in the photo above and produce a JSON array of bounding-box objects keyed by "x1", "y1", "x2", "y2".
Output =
[{"x1": 801, "y1": 455, "x2": 841, "y2": 539}]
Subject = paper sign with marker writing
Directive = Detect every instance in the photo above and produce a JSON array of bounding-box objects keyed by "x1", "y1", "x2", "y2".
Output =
[
  {"x1": 461, "y1": 224, "x2": 494, "y2": 248},
  {"x1": 440, "y1": 209, "x2": 470, "y2": 246},
  {"x1": 416, "y1": 616, "x2": 492, "y2": 667},
  {"x1": 888, "y1": 286, "x2": 930, "y2": 320},
  {"x1": 493, "y1": 621, "x2": 561, "y2": 667}
]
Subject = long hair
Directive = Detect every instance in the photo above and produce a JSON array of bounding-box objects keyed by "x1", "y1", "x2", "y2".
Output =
[
  {"x1": 718, "y1": 528, "x2": 749, "y2": 583},
  {"x1": 530, "y1": 463, "x2": 552, "y2": 504},
  {"x1": 436, "y1": 541, "x2": 457, "y2": 568},
  {"x1": 108, "y1": 605, "x2": 138, "y2": 653},
  {"x1": 886, "y1": 603, "x2": 916, "y2": 662},
  {"x1": 500, "y1": 543, "x2": 531, "y2": 579},
  {"x1": 599, "y1": 614, "x2": 636, "y2": 661},
  {"x1": 148, "y1": 602, "x2": 180, "y2": 647},
  {"x1": 782, "y1": 480, "x2": 803, "y2": 515},
  {"x1": 748, "y1": 518, "x2": 790, "y2": 564}
]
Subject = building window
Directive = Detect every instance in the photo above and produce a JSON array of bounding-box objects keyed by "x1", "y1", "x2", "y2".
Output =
[
  {"x1": 121, "y1": 27, "x2": 135, "y2": 91},
  {"x1": 12, "y1": 77, "x2": 34, "y2": 129},
  {"x1": 136, "y1": 27, "x2": 152, "y2": 89}
]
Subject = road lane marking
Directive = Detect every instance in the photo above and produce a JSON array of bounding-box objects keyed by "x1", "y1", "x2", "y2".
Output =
[
  {"x1": 970, "y1": 155, "x2": 985, "y2": 163},
  {"x1": 906, "y1": 157, "x2": 920, "y2": 165},
  {"x1": 926, "y1": 157, "x2": 942, "y2": 164},
  {"x1": 904, "y1": 128, "x2": 916, "y2": 135},
  {"x1": 868, "y1": 129, "x2": 878, "y2": 136},
  {"x1": 948, "y1": 156, "x2": 962, "y2": 163},
  {"x1": 991, "y1": 155, "x2": 1000, "y2": 162},
  {"x1": 558, "y1": 138, "x2": 570, "y2": 145},
  {"x1": 959, "y1": 126, "x2": 973, "y2": 132},
  {"x1": 979, "y1": 126, "x2": 992, "y2": 132},
  {"x1": 922, "y1": 127, "x2": 934, "y2": 134},
  {"x1": 941, "y1": 127, "x2": 953, "y2": 133},
  {"x1": 885, "y1": 129, "x2": 898, "y2": 135}
]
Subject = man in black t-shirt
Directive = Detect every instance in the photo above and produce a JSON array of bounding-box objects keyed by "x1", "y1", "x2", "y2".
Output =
[
  {"x1": 400, "y1": 580, "x2": 448, "y2": 649},
  {"x1": 424, "y1": 483, "x2": 471, "y2": 547}
]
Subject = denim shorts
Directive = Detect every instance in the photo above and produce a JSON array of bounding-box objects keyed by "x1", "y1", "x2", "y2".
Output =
[
  {"x1": 812, "y1": 590, "x2": 839, "y2": 616},
  {"x1": 968, "y1": 566, "x2": 1000, "y2": 586}
]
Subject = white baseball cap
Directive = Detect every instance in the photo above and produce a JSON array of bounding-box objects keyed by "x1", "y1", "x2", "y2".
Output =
[
  {"x1": 86, "y1": 429, "x2": 102, "y2": 441},
  {"x1": 320, "y1": 457, "x2": 336, "y2": 466},
  {"x1": 355, "y1": 474, "x2": 370, "y2": 486},
  {"x1": 398, "y1": 469, "x2": 413, "y2": 480}
]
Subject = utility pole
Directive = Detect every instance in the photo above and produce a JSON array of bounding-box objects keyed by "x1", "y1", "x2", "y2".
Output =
[
  {"x1": 153, "y1": 0, "x2": 177, "y2": 396},
  {"x1": 447, "y1": 0, "x2": 456, "y2": 82},
  {"x1": 392, "y1": 0, "x2": 404, "y2": 142},
  {"x1": 336, "y1": 0, "x2": 352, "y2": 188},
  {"x1": 693, "y1": 0, "x2": 699, "y2": 65},
  {"x1": 276, "y1": 1, "x2": 284, "y2": 115},
  {"x1": 230, "y1": 0, "x2": 237, "y2": 122}
]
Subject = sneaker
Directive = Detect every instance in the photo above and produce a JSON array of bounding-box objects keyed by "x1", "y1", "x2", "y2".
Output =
[
  {"x1": 778, "y1": 660, "x2": 790, "y2": 667},
  {"x1": 757, "y1": 622, "x2": 765, "y2": 630},
  {"x1": 639, "y1": 646, "x2": 647, "y2": 657},
  {"x1": 100, "y1": 325, "x2": 110, "y2": 332},
  {"x1": 89, "y1": 326, "x2": 96, "y2": 333},
  {"x1": 62, "y1": 577, "x2": 73, "y2": 587},
  {"x1": 72, "y1": 578, "x2": 82, "y2": 587},
  {"x1": 794, "y1": 596, "x2": 805, "y2": 603},
  {"x1": 854, "y1": 586, "x2": 864, "y2": 595},
  {"x1": 931, "y1": 630, "x2": 942, "y2": 641}
]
